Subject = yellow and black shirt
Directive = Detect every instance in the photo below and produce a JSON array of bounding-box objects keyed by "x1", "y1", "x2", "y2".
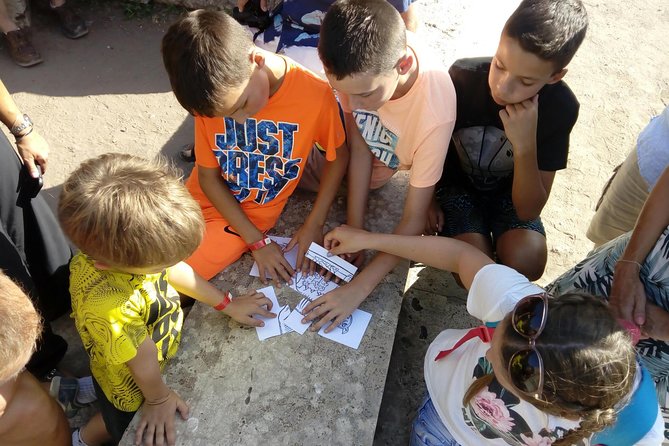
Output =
[{"x1": 69, "y1": 253, "x2": 183, "y2": 411}]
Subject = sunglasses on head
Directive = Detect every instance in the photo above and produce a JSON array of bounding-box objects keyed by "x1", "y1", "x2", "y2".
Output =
[{"x1": 508, "y1": 293, "x2": 549, "y2": 399}]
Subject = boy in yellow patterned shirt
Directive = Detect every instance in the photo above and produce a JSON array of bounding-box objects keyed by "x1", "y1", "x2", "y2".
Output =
[{"x1": 59, "y1": 154, "x2": 276, "y2": 446}]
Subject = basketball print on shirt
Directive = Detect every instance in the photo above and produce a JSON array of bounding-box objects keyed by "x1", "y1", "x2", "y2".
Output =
[
  {"x1": 452, "y1": 125, "x2": 514, "y2": 191},
  {"x1": 212, "y1": 117, "x2": 302, "y2": 205}
]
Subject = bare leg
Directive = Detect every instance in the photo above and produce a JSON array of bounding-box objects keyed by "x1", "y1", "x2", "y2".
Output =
[
  {"x1": 79, "y1": 412, "x2": 112, "y2": 446},
  {"x1": 0, "y1": 1, "x2": 19, "y2": 33},
  {"x1": 496, "y1": 229, "x2": 547, "y2": 281}
]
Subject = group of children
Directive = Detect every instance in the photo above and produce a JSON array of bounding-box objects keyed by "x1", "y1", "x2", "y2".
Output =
[{"x1": 1, "y1": 0, "x2": 666, "y2": 444}]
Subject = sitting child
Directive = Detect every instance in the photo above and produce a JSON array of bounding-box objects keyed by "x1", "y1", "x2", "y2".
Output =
[
  {"x1": 0, "y1": 271, "x2": 70, "y2": 445},
  {"x1": 161, "y1": 10, "x2": 348, "y2": 285},
  {"x1": 59, "y1": 153, "x2": 274, "y2": 446},
  {"x1": 323, "y1": 225, "x2": 664, "y2": 445},
  {"x1": 432, "y1": 0, "x2": 588, "y2": 281},
  {"x1": 302, "y1": 0, "x2": 456, "y2": 332}
]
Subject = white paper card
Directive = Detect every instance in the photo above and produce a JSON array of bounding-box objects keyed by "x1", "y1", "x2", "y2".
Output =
[
  {"x1": 305, "y1": 242, "x2": 358, "y2": 282},
  {"x1": 289, "y1": 271, "x2": 339, "y2": 299},
  {"x1": 283, "y1": 302, "x2": 312, "y2": 334},
  {"x1": 254, "y1": 287, "x2": 293, "y2": 340},
  {"x1": 318, "y1": 309, "x2": 372, "y2": 349},
  {"x1": 249, "y1": 236, "x2": 298, "y2": 278}
]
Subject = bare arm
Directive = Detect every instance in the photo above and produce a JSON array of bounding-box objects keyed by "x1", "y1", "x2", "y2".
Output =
[
  {"x1": 345, "y1": 112, "x2": 373, "y2": 229},
  {"x1": 198, "y1": 166, "x2": 294, "y2": 285},
  {"x1": 325, "y1": 226, "x2": 494, "y2": 290},
  {"x1": 127, "y1": 337, "x2": 189, "y2": 446},
  {"x1": 0, "y1": 79, "x2": 48, "y2": 177},
  {"x1": 167, "y1": 262, "x2": 275, "y2": 326},
  {"x1": 288, "y1": 142, "x2": 349, "y2": 272},
  {"x1": 303, "y1": 184, "x2": 436, "y2": 332},
  {"x1": 501, "y1": 95, "x2": 555, "y2": 221},
  {"x1": 610, "y1": 166, "x2": 669, "y2": 327}
]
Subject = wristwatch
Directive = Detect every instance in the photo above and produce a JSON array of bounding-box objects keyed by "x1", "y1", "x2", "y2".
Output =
[
  {"x1": 248, "y1": 236, "x2": 272, "y2": 251},
  {"x1": 10, "y1": 114, "x2": 33, "y2": 137}
]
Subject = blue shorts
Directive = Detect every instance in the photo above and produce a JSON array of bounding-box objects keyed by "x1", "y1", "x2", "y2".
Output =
[
  {"x1": 411, "y1": 396, "x2": 461, "y2": 446},
  {"x1": 437, "y1": 183, "x2": 545, "y2": 243}
]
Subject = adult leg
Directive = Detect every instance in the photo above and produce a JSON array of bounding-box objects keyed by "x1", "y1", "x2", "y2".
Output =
[{"x1": 0, "y1": 0, "x2": 41, "y2": 67}]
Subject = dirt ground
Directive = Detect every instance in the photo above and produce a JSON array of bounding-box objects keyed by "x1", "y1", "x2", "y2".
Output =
[
  {"x1": 2, "y1": 0, "x2": 666, "y2": 282},
  {"x1": 1, "y1": 0, "x2": 667, "y2": 442}
]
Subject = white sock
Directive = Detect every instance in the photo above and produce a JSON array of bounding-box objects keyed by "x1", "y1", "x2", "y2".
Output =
[{"x1": 72, "y1": 428, "x2": 90, "y2": 446}]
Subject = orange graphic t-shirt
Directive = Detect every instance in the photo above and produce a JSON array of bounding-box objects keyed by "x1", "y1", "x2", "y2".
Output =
[{"x1": 187, "y1": 59, "x2": 345, "y2": 215}]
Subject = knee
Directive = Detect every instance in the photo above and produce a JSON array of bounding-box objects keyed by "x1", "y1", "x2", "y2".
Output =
[{"x1": 496, "y1": 233, "x2": 547, "y2": 281}]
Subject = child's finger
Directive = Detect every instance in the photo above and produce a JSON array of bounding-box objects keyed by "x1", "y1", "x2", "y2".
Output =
[
  {"x1": 324, "y1": 313, "x2": 347, "y2": 333},
  {"x1": 301, "y1": 297, "x2": 325, "y2": 320},
  {"x1": 258, "y1": 296, "x2": 274, "y2": 311},
  {"x1": 256, "y1": 308, "x2": 276, "y2": 319},
  {"x1": 176, "y1": 396, "x2": 190, "y2": 419},
  {"x1": 135, "y1": 420, "x2": 147, "y2": 446}
]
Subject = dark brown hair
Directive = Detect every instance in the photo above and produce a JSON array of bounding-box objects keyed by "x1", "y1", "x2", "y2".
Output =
[
  {"x1": 504, "y1": 0, "x2": 588, "y2": 71},
  {"x1": 162, "y1": 9, "x2": 253, "y2": 117},
  {"x1": 318, "y1": 0, "x2": 406, "y2": 80}
]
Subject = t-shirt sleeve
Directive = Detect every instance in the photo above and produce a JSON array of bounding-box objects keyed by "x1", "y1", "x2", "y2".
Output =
[
  {"x1": 315, "y1": 88, "x2": 346, "y2": 161},
  {"x1": 194, "y1": 116, "x2": 220, "y2": 169},
  {"x1": 466, "y1": 264, "x2": 544, "y2": 323},
  {"x1": 536, "y1": 86, "x2": 580, "y2": 171},
  {"x1": 85, "y1": 294, "x2": 149, "y2": 366},
  {"x1": 386, "y1": 0, "x2": 412, "y2": 13},
  {"x1": 409, "y1": 120, "x2": 455, "y2": 188}
]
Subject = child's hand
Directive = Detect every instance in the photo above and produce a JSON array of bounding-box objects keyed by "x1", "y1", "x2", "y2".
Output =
[
  {"x1": 499, "y1": 94, "x2": 539, "y2": 155},
  {"x1": 301, "y1": 281, "x2": 367, "y2": 333},
  {"x1": 135, "y1": 390, "x2": 189, "y2": 446},
  {"x1": 323, "y1": 225, "x2": 371, "y2": 256},
  {"x1": 252, "y1": 242, "x2": 295, "y2": 287},
  {"x1": 286, "y1": 220, "x2": 325, "y2": 275},
  {"x1": 425, "y1": 196, "x2": 444, "y2": 235},
  {"x1": 610, "y1": 261, "x2": 647, "y2": 326},
  {"x1": 222, "y1": 291, "x2": 276, "y2": 326}
]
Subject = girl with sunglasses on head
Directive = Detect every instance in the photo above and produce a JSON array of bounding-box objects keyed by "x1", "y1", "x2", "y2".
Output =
[{"x1": 322, "y1": 226, "x2": 663, "y2": 445}]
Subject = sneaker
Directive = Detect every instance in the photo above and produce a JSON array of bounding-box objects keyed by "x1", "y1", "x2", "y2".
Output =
[
  {"x1": 4, "y1": 29, "x2": 43, "y2": 67},
  {"x1": 49, "y1": 376, "x2": 80, "y2": 417}
]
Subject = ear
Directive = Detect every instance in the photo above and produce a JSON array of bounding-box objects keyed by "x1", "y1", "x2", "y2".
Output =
[
  {"x1": 547, "y1": 68, "x2": 567, "y2": 85},
  {"x1": 396, "y1": 52, "x2": 414, "y2": 76},
  {"x1": 93, "y1": 261, "x2": 111, "y2": 270},
  {"x1": 250, "y1": 48, "x2": 266, "y2": 69}
]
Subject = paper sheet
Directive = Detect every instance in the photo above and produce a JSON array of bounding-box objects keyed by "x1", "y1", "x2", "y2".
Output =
[
  {"x1": 305, "y1": 242, "x2": 358, "y2": 282},
  {"x1": 249, "y1": 236, "x2": 298, "y2": 278},
  {"x1": 283, "y1": 271, "x2": 340, "y2": 334},
  {"x1": 254, "y1": 286, "x2": 294, "y2": 341},
  {"x1": 318, "y1": 309, "x2": 372, "y2": 349}
]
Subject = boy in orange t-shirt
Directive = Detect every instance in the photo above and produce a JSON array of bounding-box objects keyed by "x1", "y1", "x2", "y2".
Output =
[{"x1": 162, "y1": 10, "x2": 347, "y2": 283}]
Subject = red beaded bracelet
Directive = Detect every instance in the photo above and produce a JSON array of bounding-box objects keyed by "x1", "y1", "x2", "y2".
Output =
[{"x1": 214, "y1": 291, "x2": 233, "y2": 311}]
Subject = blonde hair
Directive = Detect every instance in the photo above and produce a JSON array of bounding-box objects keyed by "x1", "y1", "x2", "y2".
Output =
[
  {"x1": 464, "y1": 293, "x2": 636, "y2": 445},
  {"x1": 58, "y1": 153, "x2": 205, "y2": 268},
  {"x1": 0, "y1": 271, "x2": 42, "y2": 382}
]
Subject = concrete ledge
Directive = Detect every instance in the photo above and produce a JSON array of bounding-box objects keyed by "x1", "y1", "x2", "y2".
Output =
[{"x1": 120, "y1": 174, "x2": 412, "y2": 445}]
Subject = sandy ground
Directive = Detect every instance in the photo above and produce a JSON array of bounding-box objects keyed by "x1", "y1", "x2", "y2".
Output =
[{"x1": 2, "y1": 0, "x2": 667, "y2": 442}]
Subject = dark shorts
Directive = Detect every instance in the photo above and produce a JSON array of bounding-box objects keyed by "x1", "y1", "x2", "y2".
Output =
[
  {"x1": 437, "y1": 184, "x2": 545, "y2": 243},
  {"x1": 92, "y1": 378, "x2": 137, "y2": 445}
]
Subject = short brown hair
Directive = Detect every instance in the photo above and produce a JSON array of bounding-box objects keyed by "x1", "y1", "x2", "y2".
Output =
[
  {"x1": 0, "y1": 271, "x2": 42, "y2": 382},
  {"x1": 504, "y1": 0, "x2": 588, "y2": 72},
  {"x1": 162, "y1": 9, "x2": 254, "y2": 117},
  {"x1": 318, "y1": 0, "x2": 406, "y2": 80},
  {"x1": 58, "y1": 153, "x2": 204, "y2": 268}
]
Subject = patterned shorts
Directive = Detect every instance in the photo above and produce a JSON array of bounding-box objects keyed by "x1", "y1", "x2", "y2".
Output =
[{"x1": 436, "y1": 184, "x2": 545, "y2": 242}]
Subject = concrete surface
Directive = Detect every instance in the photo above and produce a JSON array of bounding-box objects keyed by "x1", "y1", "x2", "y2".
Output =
[{"x1": 115, "y1": 180, "x2": 412, "y2": 445}]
